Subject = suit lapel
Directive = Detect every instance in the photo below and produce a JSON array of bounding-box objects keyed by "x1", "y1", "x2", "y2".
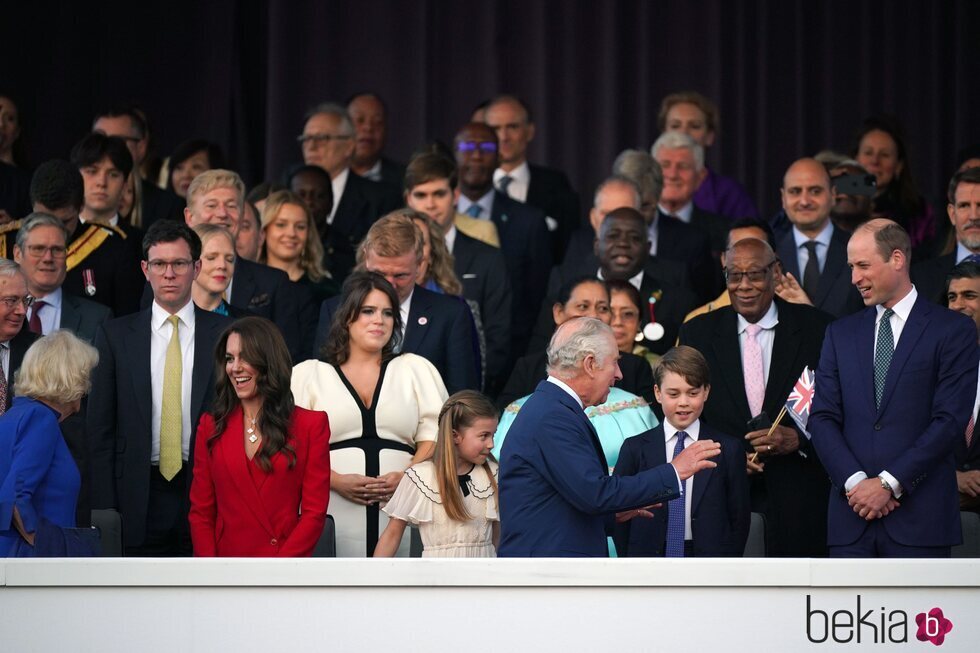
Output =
[
  {"x1": 402, "y1": 286, "x2": 428, "y2": 352},
  {"x1": 60, "y1": 294, "x2": 82, "y2": 333},
  {"x1": 231, "y1": 261, "x2": 256, "y2": 308},
  {"x1": 219, "y1": 408, "x2": 276, "y2": 537},
  {"x1": 690, "y1": 428, "x2": 714, "y2": 515},
  {"x1": 541, "y1": 381, "x2": 608, "y2": 471},
  {"x1": 776, "y1": 234, "x2": 801, "y2": 280},
  {"x1": 712, "y1": 310, "x2": 752, "y2": 418},
  {"x1": 191, "y1": 308, "x2": 216, "y2": 420},
  {"x1": 854, "y1": 307, "x2": 878, "y2": 416},
  {"x1": 813, "y1": 228, "x2": 847, "y2": 306},
  {"x1": 763, "y1": 302, "x2": 800, "y2": 415},
  {"x1": 877, "y1": 297, "x2": 928, "y2": 416},
  {"x1": 128, "y1": 311, "x2": 154, "y2": 435}
]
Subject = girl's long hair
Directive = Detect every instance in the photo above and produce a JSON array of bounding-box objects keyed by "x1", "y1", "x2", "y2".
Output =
[
  {"x1": 434, "y1": 390, "x2": 498, "y2": 522},
  {"x1": 209, "y1": 316, "x2": 296, "y2": 472}
]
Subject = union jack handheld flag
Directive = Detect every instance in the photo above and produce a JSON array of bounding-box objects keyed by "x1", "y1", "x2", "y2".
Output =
[{"x1": 785, "y1": 366, "x2": 815, "y2": 439}]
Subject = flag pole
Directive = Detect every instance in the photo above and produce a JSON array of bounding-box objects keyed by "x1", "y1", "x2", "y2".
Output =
[{"x1": 750, "y1": 405, "x2": 788, "y2": 463}]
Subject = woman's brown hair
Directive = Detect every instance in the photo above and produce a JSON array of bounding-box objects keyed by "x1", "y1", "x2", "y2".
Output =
[
  {"x1": 320, "y1": 271, "x2": 403, "y2": 365},
  {"x1": 209, "y1": 316, "x2": 296, "y2": 472}
]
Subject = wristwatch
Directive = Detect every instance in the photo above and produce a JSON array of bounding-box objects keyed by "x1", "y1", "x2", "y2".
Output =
[{"x1": 878, "y1": 476, "x2": 893, "y2": 494}]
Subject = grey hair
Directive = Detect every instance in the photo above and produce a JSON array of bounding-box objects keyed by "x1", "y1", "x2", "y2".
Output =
[
  {"x1": 592, "y1": 175, "x2": 641, "y2": 210},
  {"x1": 546, "y1": 317, "x2": 617, "y2": 379},
  {"x1": 651, "y1": 131, "x2": 705, "y2": 171},
  {"x1": 15, "y1": 212, "x2": 69, "y2": 251},
  {"x1": 305, "y1": 102, "x2": 355, "y2": 136},
  {"x1": 613, "y1": 149, "x2": 664, "y2": 205},
  {"x1": 0, "y1": 257, "x2": 24, "y2": 279}
]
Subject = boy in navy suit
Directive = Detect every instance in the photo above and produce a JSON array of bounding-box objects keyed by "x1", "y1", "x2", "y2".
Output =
[{"x1": 614, "y1": 346, "x2": 750, "y2": 556}]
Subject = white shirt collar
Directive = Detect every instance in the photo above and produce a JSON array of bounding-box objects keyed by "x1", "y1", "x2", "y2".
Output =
[
  {"x1": 791, "y1": 220, "x2": 833, "y2": 248},
  {"x1": 494, "y1": 161, "x2": 530, "y2": 186},
  {"x1": 547, "y1": 375, "x2": 584, "y2": 409},
  {"x1": 151, "y1": 298, "x2": 196, "y2": 332},
  {"x1": 876, "y1": 285, "x2": 917, "y2": 322},
  {"x1": 328, "y1": 167, "x2": 351, "y2": 225},
  {"x1": 444, "y1": 224, "x2": 458, "y2": 254},
  {"x1": 79, "y1": 213, "x2": 120, "y2": 227},
  {"x1": 737, "y1": 300, "x2": 779, "y2": 334},
  {"x1": 956, "y1": 242, "x2": 978, "y2": 264},
  {"x1": 363, "y1": 160, "x2": 382, "y2": 182},
  {"x1": 659, "y1": 201, "x2": 694, "y2": 223},
  {"x1": 664, "y1": 418, "x2": 701, "y2": 443},
  {"x1": 457, "y1": 189, "x2": 495, "y2": 219},
  {"x1": 597, "y1": 267, "x2": 644, "y2": 291},
  {"x1": 399, "y1": 286, "x2": 415, "y2": 332}
]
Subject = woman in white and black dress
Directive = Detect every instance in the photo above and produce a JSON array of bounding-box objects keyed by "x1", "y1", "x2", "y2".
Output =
[{"x1": 291, "y1": 271, "x2": 448, "y2": 557}]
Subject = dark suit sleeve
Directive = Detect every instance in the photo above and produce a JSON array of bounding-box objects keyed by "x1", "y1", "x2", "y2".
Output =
[
  {"x1": 86, "y1": 324, "x2": 118, "y2": 510},
  {"x1": 722, "y1": 436, "x2": 751, "y2": 555},
  {"x1": 270, "y1": 278, "x2": 304, "y2": 363},
  {"x1": 481, "y1": 250, "x2": 513, "y2": 387},
  {"x1": 442, "y1": 299, "x2": 480, "y2": 393}
]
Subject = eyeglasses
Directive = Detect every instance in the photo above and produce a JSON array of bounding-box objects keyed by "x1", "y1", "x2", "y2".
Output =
[
  {"x1": 146, "y1": 259, "x2": 194, "y2": 275},
  {"x1": 0, "y1": 295, "x2": 34, "y2": 309},
  {"x1": 296, "y1": 133, "x2": 352, "y2": 145},
  {"x1": 724, "y1": 261, "x2": 776, "y2": 285},
  {"x1": 456, "y1": 140, "x2": 497, "y2": 154},
  {"x1": 24, "y1": 244, "x2": 68, "y2": 259}
]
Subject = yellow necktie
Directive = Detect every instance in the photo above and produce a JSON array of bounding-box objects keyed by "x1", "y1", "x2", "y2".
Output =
[{"x1": 160, "y1": 314, "x2": 183, "y2": 480}]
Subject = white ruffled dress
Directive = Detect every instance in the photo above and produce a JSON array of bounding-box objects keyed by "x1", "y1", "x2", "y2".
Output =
[{"x1": 383, "y1": 460, "x2": 498, "y2": 557}]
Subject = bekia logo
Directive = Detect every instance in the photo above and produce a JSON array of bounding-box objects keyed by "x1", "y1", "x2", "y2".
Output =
[{"x1": 806, "y1": 595, "x2": 953, "y2": 646}]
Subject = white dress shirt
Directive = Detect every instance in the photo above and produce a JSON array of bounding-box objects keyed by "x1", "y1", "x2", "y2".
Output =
[
  {"x1": 444, "y1": 224, "x2": 458, "y2": 254},
  {"x1": 659, "y1": 202, "x2": 694, "y2": 223},
  {"x1": 494, "y1": 161, "x2": 530, "y2": 203},
  {"x1": 363, "y1": 160, "x2": 383, "y2": 182},
  {"x1": 327, "y1": 167, "x2": 350, "y2": 225},
  {"x1": 150, "y1": 300, "x2": 196, "y2": 462},
  {"x1": 399, "y1": 287, "x2": 415, "y2": 343},
  {"x1": 597, "y1": 268, "x2": 644, "y2": 291},
  {"x1": 80, "y1": 213, "x2": 120, "y2": 227},
  {"x1": 736, "y1": 301, "x2": 779, "y2": 383},
  {"x1": 664, "y1": 418, "x2": 700, "y2": 540}
]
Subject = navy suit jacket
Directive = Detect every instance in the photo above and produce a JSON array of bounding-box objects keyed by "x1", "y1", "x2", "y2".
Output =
[
  {"x1": 810, "y1": 295, "x2": 978, "y2": 547},
  {"x1": 86, "y1": 306, "x2": 231, "y2": 547},
  {"x1": 498, "y1": 380, "x2": 680, "y2": 557},
  {"x1": 60, "y1": 292, "x2": 113, "y2": 343},
  {"x1": 325, "y1": 171, "x2": 402, "y2": 281},
  {"x1": 525, "y1": 163, "x2": 581, "y2": 262},
  {"x1": 490, "y1": 191, "x2": 553, "y2": 356},
  {"x1": 3, "y1": 325, "x2": 36, "y2": 411},
  {"x1": 613, "y1": 422, "x2": 750, "y2": 556},
  {"x1": 315, "y1": 284, "x2": 479, "y2": 394},
  {"x1": 910, "y1": 251, "x2": 956, "y2": 306},
  {"x1": 776, "y1": 225, "x2": 864, "y2": 318}
]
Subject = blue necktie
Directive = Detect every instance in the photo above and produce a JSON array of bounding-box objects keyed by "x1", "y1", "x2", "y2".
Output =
[
  {"x1": 497, "y1": 175, "x2": 513, "y2": 197},
  {"x1": 874, "y1": 308, "x2": 894, "y2": 409},
  {"x1": 465, "y1": 203, "x2": 482, "y2": 218},
  {"x1": 666, "y1": 431, "x2": 687, "y2": 557},
  {"x1": 967, "y1": 254, "x2": 980, "y2": 264}
]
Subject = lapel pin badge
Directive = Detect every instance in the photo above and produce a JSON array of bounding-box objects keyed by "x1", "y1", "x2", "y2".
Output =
[{"x1": 418, "y1": 316, "x2": 428, "y2": 326}]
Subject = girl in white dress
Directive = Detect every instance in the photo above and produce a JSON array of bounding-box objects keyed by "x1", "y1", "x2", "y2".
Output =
[{"x1": 375, "y1": 391, "x2": 499, "y2": 557}]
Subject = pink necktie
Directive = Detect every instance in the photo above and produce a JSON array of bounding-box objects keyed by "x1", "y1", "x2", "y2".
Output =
[
  {"x1": 968, "y1": 412, "x2": 976, "y2": 449},
  {"x1": 742, "y1": 323, "x2": 766, "y2": 417}
]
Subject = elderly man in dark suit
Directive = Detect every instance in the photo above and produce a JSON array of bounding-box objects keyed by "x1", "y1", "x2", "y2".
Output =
[
  {"x1": 775, "y1": 158, "x2": 864, "y2": 318},
  {"x1": 346, "y1": 93, "x2": 405, "y2": 187},
  {"x1": 498, "y1": 317, "x2": 720, "y2": 557},
  {"x1": 912, "y1": 167, "x2": 980, "y2": 304},
  {"x1": 484, "y1": 95, "x2": 580, "y2": 262},
  {"x1": 811, "y1": 220, "x2": 977, "y2": 557},
  {"x1": 315, "y1": 211, "x2": 479, "y2": 394},
  {"x1": 679, "y1": 237, "x2": 833, "y2": 557},
  {"x1": 454, "y1": 122, "x2": 552, "y2": 358},
  {"x1": 88, "y1": 221, "x2": 230, "y2": 555},
  {"x1": 0, "y1": 259, "x2": 35, "y2": 414},
  {"x1": 299, "y1": 102, "x2": 401, "y2": 281},
  {"x1": 181, "y1": 169, "x2": 302, "y2": 360}
]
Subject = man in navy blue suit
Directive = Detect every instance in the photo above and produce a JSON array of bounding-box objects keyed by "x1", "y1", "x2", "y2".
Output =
[
  {"x1": 810, "y1": 219, "x2": 978, "y2": 557},
  {"x1": 498, "y1": 317, "x2": 721, "y2": 557},
  {"x1": 454, "y1": 122, "x2": 552, "y2": 358},
  {"x1": 945, "y1": 261, "x2": 980, "y2": 511},
  {"x1": 614, "y1": 345, "x2": 749, "y2": 557},
  {"x1": 314, "y1": 211, "x2": 479, "y2": 394}
]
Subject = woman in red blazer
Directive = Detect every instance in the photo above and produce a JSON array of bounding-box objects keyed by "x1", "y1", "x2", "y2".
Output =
[{"x1": 189, "y1": 316, "x2": 331, "y2": 556}]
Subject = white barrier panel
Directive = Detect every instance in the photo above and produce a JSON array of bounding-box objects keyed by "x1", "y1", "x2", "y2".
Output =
[{"x1": 1, "y1": 559, "x2": 978, "y2": 652}]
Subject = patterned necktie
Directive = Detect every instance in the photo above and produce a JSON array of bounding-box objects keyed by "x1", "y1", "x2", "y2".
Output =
[
  {"x1": 160, "y1": 315, "x2": 183, "y2": 480},
  {"x1": 966, "y1": 254, "x2": 980, "y2": 264},
  {"x1": 802, "y1": 241, "x2": 820, "y2": 300},
  {"x1": 967, "y1": 406, "x2": 977, "y2": 449},
  {"x1": 666, "y1": 431, "x2": 688, "y2": 558},
  {"x1": 28, "y1": 300, "x2": 47, "y2": 335},
  {"x1": 874, "y1": 308, "x2": 895, "y2": 409},
  {"x1": 497, "y1": 175, "x2": 514, "y2": 197},
  {"x1": 742, "y1": 323, "x2": 766, "y2": 417},
  {"x1": 465, "y1": 203, "x2": 482, "y2": 218},
  {"x1": 0, "y1": 343, "x2": 8, "y2": 416}
]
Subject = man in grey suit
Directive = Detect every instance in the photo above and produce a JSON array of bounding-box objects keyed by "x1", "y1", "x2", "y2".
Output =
[{"x1": 12, "y1": 212, "x2": 111, "y2": 341}]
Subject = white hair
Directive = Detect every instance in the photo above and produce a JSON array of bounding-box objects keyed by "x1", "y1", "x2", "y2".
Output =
[
  {"x1": 546, "y1": 317, "x2": 616, "y2": 379},
  {"x1": 651, "y1": 131, "x2": 705, "y2": 172},
  {"x1": 0, "y1": 257, "x2": 24, "y2": 279},
  {"x1": 592, "y1": 175, "x2": 641, "y2": 210},
  {"x1": 306, "y1": 102, "x2": 355, "y2": 136}
]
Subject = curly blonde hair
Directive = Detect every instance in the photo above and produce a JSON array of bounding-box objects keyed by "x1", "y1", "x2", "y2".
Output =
[{"x1": 14, "y1": 330, "x2": 99, "y2": 403}]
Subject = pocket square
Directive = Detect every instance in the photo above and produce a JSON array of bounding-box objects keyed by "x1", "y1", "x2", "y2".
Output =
[
  {"x1": 462, "y1": 273, "x2": 478, "y2": 279},
  {"x1": 248, "y1": 293, "x2": 272, "y2": 308}
]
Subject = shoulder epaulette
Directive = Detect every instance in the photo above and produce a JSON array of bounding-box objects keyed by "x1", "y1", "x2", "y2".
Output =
[{"x1": 0, "y1": 220, "x2": 22, "y2": 258}]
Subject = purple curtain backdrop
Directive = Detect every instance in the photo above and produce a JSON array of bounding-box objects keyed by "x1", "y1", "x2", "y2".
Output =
[{"x1": 3, "y1": 0, "x2": 979, "y2": 217}]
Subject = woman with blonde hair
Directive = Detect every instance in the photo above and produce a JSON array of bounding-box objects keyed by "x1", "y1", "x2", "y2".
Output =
[
  {"x1": 191, "y1": 224, "x2": 246, "y2": 318},
  {"x1": 375, "y1": 390, "x2": 499, "y2": 557},
  {"x1": 0, "y1": 330, "x2": 99, "y2": 555}
]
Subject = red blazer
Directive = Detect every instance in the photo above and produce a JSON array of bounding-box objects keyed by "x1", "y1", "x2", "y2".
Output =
[{"x1": 189, "y1": 406, "x2": 331, "y2": 557}]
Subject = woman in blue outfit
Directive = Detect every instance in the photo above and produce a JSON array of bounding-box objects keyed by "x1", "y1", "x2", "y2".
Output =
[{"x1": 0, "y1": 330, "x2": 99, "y2": 555}]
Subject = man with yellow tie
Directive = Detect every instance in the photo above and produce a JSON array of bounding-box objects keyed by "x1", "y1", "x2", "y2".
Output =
[{"x1": 87, "y1": 221, "x2": 230, "y2": 555}]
